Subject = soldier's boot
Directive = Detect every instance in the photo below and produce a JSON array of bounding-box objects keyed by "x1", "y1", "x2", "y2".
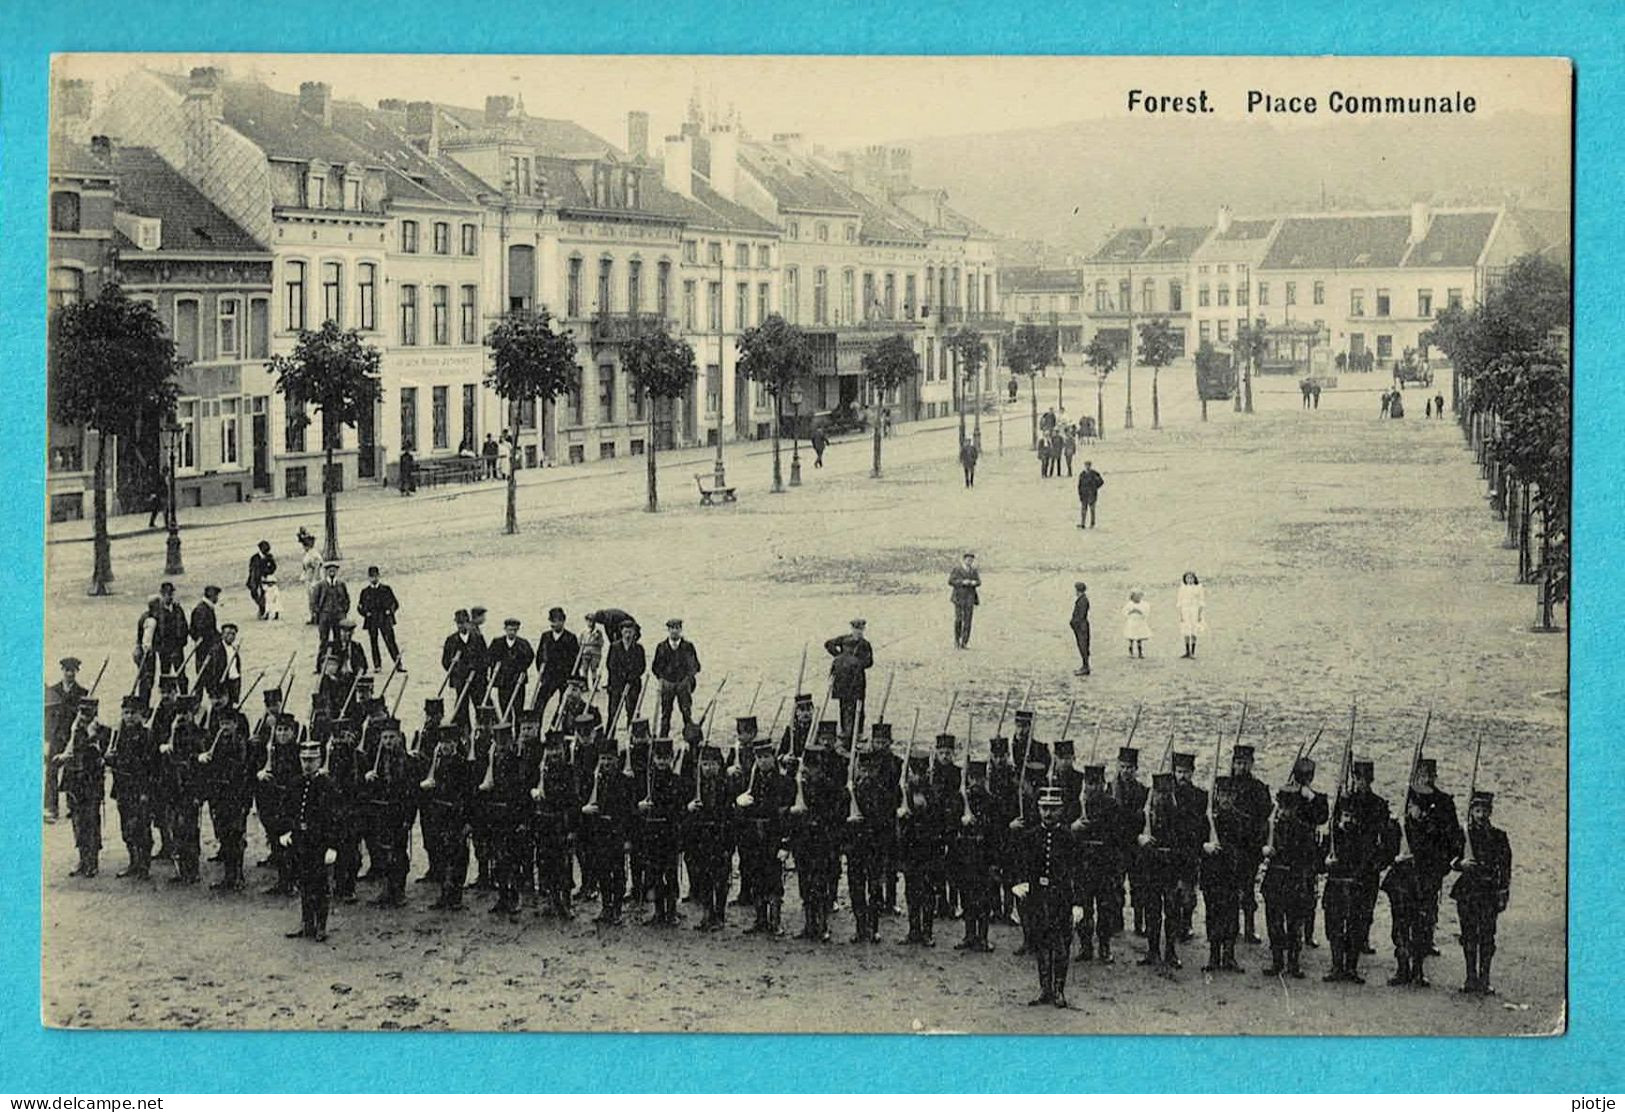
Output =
[
  {"x1": 1138, "y1": 922, "x2": 1161, "y2": 966},
  {"x1": 1345, "y1": 947, "x2": 1364, "y2": 984},
  {"x1": 1097, "y1": 933, "x2": 1113, "y2": 964},
  {"x1": 1459, "y1": 944, "x2": 1479, "y2": 993},
  {"x1": 1323, "y1": 944, "x2": 1344, "y2": 982},
  {"x1": 1244, "y1": 909, "x2": 1261, "y2": 944},
  {"x1": 769, "y1": 898, "x2": 785, "y2": 937},
  {"x1": 1202, "y1": 940, "x2": 1221, "y2": 972},
  {"x1": 1075, "y1": 932, "x2": 1094, "y2": 963},
  {"x1": 1262, "y1": 948, "x2": 1284, "y2": 976},
  {"x1": 1387, "y1": 952, "x2": 1412, "y2": 986},
  {"x1": 1163, "y1": 933, "x2": 1181, "y2": 970},
  {"x1": 1479, "y1": 944, "x2": 1496, "y2": 995},
  {"x1": 1412, "y1": 953, "x2": 1430, "y2": 988},
  {"x1": 745, "y1": 900, "x2": 767, "y2": 935},
  {"x1": 920, "y1": 910, "x2": 935, "y2": 948},
  {"x1": 1133, "y1": 906, "x2": 1146, "y2": 937},
  {"x1": 1223, "y1": 939, "x2": 1244, "y2": 972},
  {"x1": 1286, "y1": 943, "x2": 1304, "y2": 979}
]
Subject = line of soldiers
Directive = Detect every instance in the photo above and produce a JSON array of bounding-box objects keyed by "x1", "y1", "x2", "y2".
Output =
[{"x1": 48, "y1": 643, "x2": 1514, "y2": 1001}]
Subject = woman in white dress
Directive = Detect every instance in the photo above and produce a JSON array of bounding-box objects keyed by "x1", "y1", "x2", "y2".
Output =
[
  {"x1": 1177, "y1": 571, "x2": 1207, "y2": 659},
  {"x1": 1122, "y1": 588, "x2": 1152, "y2": 658}
]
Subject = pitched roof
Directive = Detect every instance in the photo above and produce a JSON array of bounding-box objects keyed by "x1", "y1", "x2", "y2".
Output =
[
  {"x1": 1262, "y1": 214, "x2": 1412, "y2": 270},
  {"x1": 1087, "y1": 227, "x2": 1152, "y2": 263},
  {"x1": 1143, "y1": 225, "x2": 1212, "y2": 262},
  {"x1": 738, "y1": 142, "x2": 861, "y2": 214},
  {"x1": 1216, "y1": 218, "x2": 1275, "y2": 242},
  {"x1": 940, "y1": 205, "x2": 995, "y2": 239},
  {"x1": 329, "y1": 101, "x2": 479, "y2": 208},
  {"x1": 1087, "y1": 224, "x2": 1210, "y2": 264},
  {"x1": 154, "y1": 72, "x2": 377, "y2": 165},
  {"x1": 111, "y1": 146, "x2": 266, "y2": 253},
  {"x1": 436, "y1": 102, "x2": 617, "y2": 158},
  {"x1": 690, "y1": 178, "x2": 779, "y2": 235},
  {"x1": 1401, "y1": 211, "x2": 1499, "y2": 268},
  {"x1": 1000, "y1": 267, "x2": 1082, "y2": 294},
  {"x1": 847, "y1": 190, "x2": 927, "y2": 246},
  {"x1": 49, "y1": 137, "x2": 113, "y2": 179},
  {"x1": 1503, "y1": 208, "x2": 1570, "y2": 264}
]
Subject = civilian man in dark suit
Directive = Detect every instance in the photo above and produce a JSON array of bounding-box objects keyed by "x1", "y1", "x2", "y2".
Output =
[
  {"x1": 313, "y1": 561, "x2": 352, "y2": 654},
  {"x1": 357, "y1": 565, "x2": 404, "y2": 673},
  {"x1": 532, "y1": 607, "x2": 580, "y2": 720},
  {"x1": 486, "y1": 618, "x2": 534, "y2": 717},
  {"x1": 605, "y1": 621, "x2": 646, "y2": 732},
  {"x1": 949, "y1": 553, "x2": 981, "y2": 650},
  {"x1": 197, "y1": 622, "x2": 245, "y2": 705},
  {"x1": 651, "y1": 618, "x2": 701, "y2": 737},
  {"x1": 824, "y1": 618, "x2": 874, "y2": 739},
  {"x1": 189, "y1": 585, "x2": 223, "y2": 667},
  {"x1": 246, "y1": 540, "x2": 276, "y2": 619},
  {"x1": 1076, "y1": 461, "x2": 1105, "y2": 529},
  {"x1": 44, "y1": 656, "x2": 87, "y2": 822},
  {"x1": 441, "y1": 609, "x2": 486, "y2": 726},
  {"x1": 155, "y1": 581, "x2": 190, "y2": 687},
  {"x1": 1069, "y1": 581, "x2": 1091, "y2": 676}
]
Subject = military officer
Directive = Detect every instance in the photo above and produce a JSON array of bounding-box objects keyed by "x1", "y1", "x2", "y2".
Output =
[
  {"x1": 282, "y1": 737, "x2": 339, "y2": 941},
  {"x1": 1012, "y1": 785, "x2": 1084, "y2": 1008},
  {"x1": 1450, "y1": 790, "x2": 1513, "y2": 995}
]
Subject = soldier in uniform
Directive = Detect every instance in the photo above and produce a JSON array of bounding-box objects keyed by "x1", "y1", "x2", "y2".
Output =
[
  {"x1": 952, "y1": 750, "x2": 999, "y2": 952},
  {"x1": 363, "y1": 717, "x2": 414, "y2": 908},
  {"x1": 636, "y1": 735, "x2": 683, "y2": 925},
  {"x1": 1405, "y1": 756, "x2": 1464, "y2": 965},
  {"x1": 324, "y1": 717, "x2": 365, "y2": 903},
  {"x1": 729, "y1": 715, "x2": 760, "y2": 907},
  {"x1": 441, "y1": 609, "x2": 486, "y2": 727},
  {"x1": 788, "y1": 720, "x2": 842, "y2": 942},
  {"x1": 896, "y1": 746, "x2": 947, "y2": 946},
  {"x1": 1228, "y1": 744, "x2": 1272, "y2": 943},
  {"x1": 197, "y1": 702, "x2": 253, "y2": 890},
  {"x1": 580, "y1": 739, "x2": 634, "y2": 925},
  {"x1": 1111, "y1": 746, "x2": 1149, "y2": 937},
  {"x1": 282, "y1": 737, "x2": 338, "y2": 941},
  {"x1": 422, "y1": 724, "x2": 474, "y2": 911},
  {"x1": 148, "y1": 673, "x2": 184, "y2": 861},
  {"x1": 1260, "y1": 774, "x2": 1320, "y2": 979},
  {"x1": 1070, "y1": 763, "x2": 1122, "y2": 963},
  {"x1": 845, "y1": 730, "x2": 897, "y2": 944},
  {"x1": 486, "y1": 619, "x2": 534, "y2": 718},
  {"x1": 624, "y1": 721, "x2": 654, "y2": 906},
  {"x1": 1322, "y1": 758, "x2": 1396, "y2": 983},
  {"x1": 986, "y1": 734, "x2": 1020, "y2": 924},
  {"x1": 412, "y1": 699, "x2": 447, "y2": 887},
  {"x1": 1135, "y1": 770, "x2": 1195, "y2": 969},
  {"x1": 467, "y1": 705, "x2": 500, "y2": 890},
  {"x1": 779, "y1": 693, "x2": 816, "y2": 758},
  {"x1": 160, "y1": 695, "x2": 206, "y2": 885},
  {"x1": 44, "y1": 656, "x2": 86, "y2": 823},
  {"x1": 1199, "y1": 776, "x2": 1247, "y2": 972},
  {"x1": 929, "y1": 732, "x2": 964, "y2": 917},
  {"x1": 257, "y1": 712, "x2": 304, "y2": 895},
  {"x1": 683, "y1": 741, "x2": 734, "y2": 931},
  {"x1": 477, "y1": 720, "x2": 531, "y2": 916},
  {"x1": 529, "y1": 729, "x2": 579, "y2": 918},
  {"x1": 108, "y1": 695, "x2": 157, "y2": 879},
  {"x1": 1008, "y1": 738, "x2": 1049, "y2": 956},
  {"x1": 55, "y1": 698, "x2": 106, "y2": 877},
  {"x1": 1450, "y1": 790, "x2": 1513, "y2": 995},
  {"x1": 735, "y1": 738, "x2": 793, "y2": 936},
  {"x1": 1170, "y1": 751, "x2": 1209, "y2": 942},
  {"x1": 1283, "y1": 756, "x2": 1330, "y2": 951},
  {"x1": 871, "y1": 722, "x2": 904, "y2": 915},
  {"x1": 1012, "y1": 785, "x2": 1084, "y2": 1008}
]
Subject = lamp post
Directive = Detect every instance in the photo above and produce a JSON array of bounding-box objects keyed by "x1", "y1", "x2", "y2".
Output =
[
  {"x1": 789, "y1": 387, "x2": 803, "y2": 486},
  {"x1": 162, "y1": 417, "x2": 184, "y2": 576},
  {"x1": 1055, "y1": 351, "x2": 1066, "y2": 413},
  {"x1": 713, "y1": 254, "x2": 728, "y2": 493}
]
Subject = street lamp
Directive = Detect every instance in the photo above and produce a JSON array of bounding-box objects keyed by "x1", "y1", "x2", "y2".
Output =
[
  {"x1": 1055, "y1": 350, "x2": 1066, "y2": 413},
  {"x1": 789, "y1": 387, "x2": 803, "y2": 487},
  {"x1": 162, "y1": 417, "x2": 184, "y2": 576},
  {"x1": 713, "y1": 254, "x2": 728, "y2": 494}
]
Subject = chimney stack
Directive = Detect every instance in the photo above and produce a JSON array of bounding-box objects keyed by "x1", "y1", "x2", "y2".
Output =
[
  {"x1": 771, "y1": 132, "x2": 806, "y2": 156},
  {"x1": 1216, "y1": 205, "x2": 1232, "y2": 235},
  {"x1": 90, "y1": 134, "x2": 114, "y2": 159},
  {"x1": 1409, "y1": 200, "x2": 1432, "y2": 244},
  {"x1": 662, "y1": 133, "x2": 692, "y2": 199},
  {"x1": 406, "y1": 100, "x2": 439, "y2": 158},
  {"x1": 708, "y1": 124, "x2": 738, "y2": 201},
  {"x1": 187, "y1": 66, "x2": 223, "y2": 121},
  {"x1": 54, "y1": 80, "x2": 93, "y2": 137},
  {"x1": 627, "y1": 111, "x2": 650, "y2": 161},
  {"x1": 298, "y1": 81, "x2": 332, "y2": 128}
]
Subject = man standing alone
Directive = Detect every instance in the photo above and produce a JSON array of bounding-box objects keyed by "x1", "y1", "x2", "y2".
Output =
[
  {"x1": 959, "y1": 437, "x2": 979, "y2": 488},
  {"x1": 1069, "y1": 582, "x2": 1092, "y2": 676},
  {"x1": 950, "y1": 553, "x2": 981, "y2": 650},
  {"x1": 358, "y1": 565, "x2": 404, "y2": 673},
  {"x1": 824, "y1": 618, "x2": 874, "y2": 739},
  {"x1": 652, "y1": 619, "x2": 702, "y2": 736},
  {"x1": 1076, "y1": 460, "x2": 1105, "y2": 529}
]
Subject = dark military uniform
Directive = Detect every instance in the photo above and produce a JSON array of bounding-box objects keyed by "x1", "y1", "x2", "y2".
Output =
[
  {"x1": 200, "y1": 709, "x2": 254, "y2": 890},
  {"x1": 952, "y1": 766, "x2": 1000, "y2": 952},
  {"x1": 581, "y1": 755, "x2": 634, "y2": 923},
  {"x1": 1321, "y1": 772, "x2": 1397, "y2": 983},
  {"x1": 1015, "y1": 795, "x2": 1083, "y2": 1006},
  {"x1": 683, "y1": 747, "x2": 734, "y2": 930},
  {"x1": 1199, "y1": 777, "x2": 1248, "y2": 972},
  {"x1": 474, "y1": 726, "x2": 531, "y2": 914},
  {"x1": 1170, "y1": 754, "x2": 1209, "y2": 941},
  {"x1": 1228, "y1": 753, "x2": 1272, "y2": 941},
  {"x1": 638, "y1": 738, "x2": 687, "y2": 925},
  {"x1": 324, "y1": 723, "x2": 365, "y2": 901},
  {"x1": 1069, "y1": 770, "x2": 1122, "y2": 961},
  {"x1": 845, "y1": 744, "x2": 899, "y2": 943},
  {"x1": 288, "y1": 754, "x2": 339, "y2": 940},
  {"x1": 529, "y1": 733, "x2": 578, "y2": 917},
  {"x1": 1450, "y1": 793, "x2": 1512, "y2": 994},
  {"x1": 422, "y1": 726, "x2": 475, "y2": 911},
  {"x1": 985, "y1": 739, "x2": 1020, "y2": 922},
  {"x1": 257, "y1": 714, "x2": 303, "y2": 895},
  {"x1": 1111, "y1": 754, "x2": 1149, "y2": 935},
  {"x1": 1261, "y1": 789, "x2": 1319, "y2": 977},
  {"x1": 108, "y1": 699, "x2": 157, "y2": 878},
  {"x1": 58, "y1": 705, "x2": 106, "y2": 877},
  {"x1": 929, "y1": 741, "x2": 965, "y2": 916},
  {"x1": 360, "y1": 721, "x2": 415, "y2": 907},
  {"x1": 788, "y1": 728, "x2": 841, "y2": 942},
  {"x1": 162, "y1": 702, "x2": 205, "y2": 884},
  {"x1": 897, "y1": 752, "x2": 950, "y2": 946},
  {"x1": 1405, "y1": 774, "x2": 1465, "y2": 960},
  {"x1": 735, "y1": 741, "x2": 793, "y2": 934},
  {"x1": 44, "y1": 667, "x2": 87, "y2": 820},
  {"x1": 1137, "y1": 773, "x2": 1202, "y2": 968}
]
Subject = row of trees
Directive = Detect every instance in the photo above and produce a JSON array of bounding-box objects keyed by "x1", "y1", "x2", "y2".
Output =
[
  {"x1": 1422, "y1": 255, "x2": 1570, "y2": 629},
  {"x1": 54, "y1": 291, "x2": 948, "y2": 595}
]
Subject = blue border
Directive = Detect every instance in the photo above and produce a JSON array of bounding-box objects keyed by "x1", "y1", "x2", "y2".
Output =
[{"x1": 3, "y1": 0, "x2": 1620, "y2": 1093}]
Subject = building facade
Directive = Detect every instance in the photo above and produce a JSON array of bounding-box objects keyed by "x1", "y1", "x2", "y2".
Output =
[{"x1": 1080, "y1": 221, "x2": 1210, "y2": 359}]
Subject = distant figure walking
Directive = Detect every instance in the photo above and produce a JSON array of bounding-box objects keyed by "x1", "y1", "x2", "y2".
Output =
[
  {"x1": 1434, "y1": 393, "x2": 1446, "y2": 420},
  {"x1": 398, "y1": 449, "x2": 417, "y2": 496},
  {"x1": 1122, "y1": 589, "x2": 1151, "y2": 659},
  {"x1": 811, "y1": 427, "x2": 829, "y2": 469},
  {"x1": 1176, "y1": 572, "x2": 1206, "y2": 659},
  {"x1": 959, "y1": 438, "x2": 979, "y2": 488},
  {"x1": 483, "y1": 433, "x2": 500, "y2": 479},
  {"x1": 1425, "y1": 397, "x2": 1434, "y2": 419},
  {"x1": 1069, "y1": 582, "x2": 1092, "y2": 676},
  {"x1": 1312, "y1": 383, "x2": 1322, "y2": 409},
  {"x1": 1062, "y1": 427, "x2": 1077, "y2": 477},
  {"x1": 1076, "y1": 461, "x2": 1104, "y2": 529},
  {"x1": 247, "y1": 540, "x2": 276, "y2": 620},
  {"x1": 1389, "y1": 392, "x2": 1405, "y2": 419},
  {"x1": 950, "y1": 553, "x2": 981, "y2": 650},
  {"x1": 1380, "y1": 390, "x2": 1394, "y2": 419}
]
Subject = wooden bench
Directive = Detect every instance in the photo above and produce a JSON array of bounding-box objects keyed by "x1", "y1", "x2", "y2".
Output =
[
  {"x1": 694, "y1": 472, "x2": 737, "y2": 506},
  {"x1": 412, "y1": 457, "x2": 484, "y2": 488}
]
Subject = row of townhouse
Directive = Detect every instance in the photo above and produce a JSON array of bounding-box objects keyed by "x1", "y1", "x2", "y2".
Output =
[
  {"x1": 57, "y1": 70, "x2": 1007, "y2": 518},
  {"x1": 1058, "y1": 203, "x2": 1566, "y2": 372}
]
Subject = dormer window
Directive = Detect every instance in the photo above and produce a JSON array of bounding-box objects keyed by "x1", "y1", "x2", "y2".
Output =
[
  {"x1": 845, "y1": 224, "x2": 856, "y2": 243},
  {"x1": 507, "y1": 156, "x2": 532, "y2": 197},
  {"x1": 624, "y1": 171, "x2": 640, "y2": 210},
  {"x1": 306, "y1": 162, "x2": 329, "y2": 209}
]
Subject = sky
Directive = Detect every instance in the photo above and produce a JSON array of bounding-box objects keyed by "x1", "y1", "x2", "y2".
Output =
[{"x1": 55, "y1": 53, "x2": 1570, "y2": 151}]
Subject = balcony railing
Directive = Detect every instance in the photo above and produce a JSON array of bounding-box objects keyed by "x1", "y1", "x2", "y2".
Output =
[{"x1": 592, "y1": 312, "x2": 672, "y2": 344}]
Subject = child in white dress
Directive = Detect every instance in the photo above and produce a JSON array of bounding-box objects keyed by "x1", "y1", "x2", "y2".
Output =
[
  {"x1": 1122, "y1": 589, "x2": 1151, "y2": 658},
  {"x1": 1177, "y1": 572, "x2": 1207, "y2": 659}
]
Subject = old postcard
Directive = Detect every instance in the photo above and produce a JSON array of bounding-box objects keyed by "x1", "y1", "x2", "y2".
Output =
[{"x1": 42, "y1": 53, "x2": 1569, "y2": 1034}]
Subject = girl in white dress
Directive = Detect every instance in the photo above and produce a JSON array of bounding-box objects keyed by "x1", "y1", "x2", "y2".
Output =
[
  {"x1": 1122, "y1": 588, "x2": 1151, "y2": 658},
  {"x1": 1177, "y1": 572, "x2": 1207, "y2": 658}
]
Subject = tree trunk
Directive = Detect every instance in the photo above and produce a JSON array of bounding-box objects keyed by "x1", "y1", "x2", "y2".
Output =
[
  {"x1": 89, "y1": 431, "x2": 112, "y2": 595},
  {"x1": 956, "y1": 360, "x2": 967, "y2": 447},
  {"x1": 1244, "y1": 362, "x2": 1254, "y2": 413},
  {"x1": 646, "y1": 407, "x2": 659, "y2": 513},
  {"x1": 1152, "y1": 367, "x2": 1162, "y2": 430},
  {"x1": 1096, "y1": 382, "x2": 1105, "y2": 442},
  {"x1": 505, "y1": 399, "x2": 519, "y2": 535},
  {"x1": 1028, "y1": 377, "x2": 1038, "y2": 449},
  {"x1": 871, "y1": 405, "x2": 882, "y2": 478},
  {"x1": 771, "y1": 393, "x2": 784, "y2": 493},
  {"x1": 1233, "y1": 362, "x2": 1243, "y2": 413},
  {"x1": 322, "y1": 439, "x2": 340, "y2": 562},
  {"x1": 1124, "y1": 364, "x2": 1135, "y2": 430},
  {"x1": 1200, "y1": 397, "x2": 1208, "y2": 422}
]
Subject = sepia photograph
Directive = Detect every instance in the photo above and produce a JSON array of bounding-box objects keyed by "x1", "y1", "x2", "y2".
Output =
[{"x1": 41, "y1": 52, "x2": 1570, "y2": 1036}]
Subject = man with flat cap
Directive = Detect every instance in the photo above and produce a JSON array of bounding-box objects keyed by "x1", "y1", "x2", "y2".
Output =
[
  {"x1": 44, "y1": 656, "x2": 87, "y2": 822},
  {"x1": 441, "y1": 609, "x2": 487, "y2": 726},
  {"x1": 313, "y1": 560, "x2": 351, "y2": 655},
  {"x1": 155, "y1": 582, "x2": 190, "y2": 692},
  {"x1": 108, "y1": 694, "x2": 157, "y2": 878},
  {"x1": 826, "y1": 621, "x2": 873, "y2": 741},
  {"x1": 282, "y1": 736, "x2": 339, "y2": 941},
  {"x1": 487, "y1": 618, "x2": 535, "y2": 718},
  {"x1": 1069, "y1": 583, "x2": 1092, "y2": 676},
  {"x1": 652, "y1": 619, "x2": 702, "y2": 738},
  {"x1": 1450, "y1": 790, "x2": 1512, "y2": 994},
  {"x1": 198, "y1": 622, "x2": 245, "y2": 706},
  {"x1": 1012, "y1": 785, "x2": 1084, "y2": 1007},
  {"x1": 605, "y1": 619, "x2": 646, "y2": 734},
  {"x1": 533, "y1": 607, "x2": 580, "y2": 722},
  {"x1": 55, "y1": 698, "x2": 106, "y2": 877}
]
